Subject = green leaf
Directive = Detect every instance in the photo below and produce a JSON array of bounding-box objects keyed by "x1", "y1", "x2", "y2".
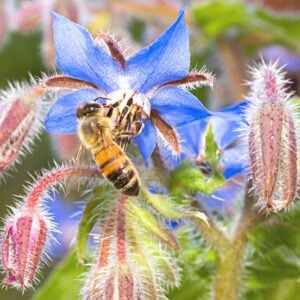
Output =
[
  {"x1": 140, "y1": 188, "x2": 186, "y2": 219},
  {"x1": 192, "y1": 1, "x2": 248, "y2": 38},
  {"x1": 244, "y1": 204, "x2": 300, "y2": 297},
  {"x1": 192, "y1": 1, "x2": 300, "y2": 51},
  {"x1": 171, "y1": 123, "x2": 225, "y2": 195},
  {"x1": 76, "y1": 184, "x2": 116, "y2": 262},
  {"x1": 168, "y1": 227, "x2": 217, "y2": 299},
  {"x1": 203, "y1": 123, "x2": 220, "y2": 169},
  {"x1": 246, "y1": 246, "x2": 300, "y2": 287},
  {"x1": 129, "y1": 200, "x2": 179, "y2": 249},
  {"x1": 171, "y1": 160, "x2": 225, "y2": 195},
  {"x1": 255, "y1": 9, "x2": 300, "y2": 49},
  {"x1": 34, "y1": 251, "x2": 88, "y2": 300}
]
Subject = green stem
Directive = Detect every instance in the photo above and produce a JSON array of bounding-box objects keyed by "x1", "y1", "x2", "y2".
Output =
[
  {"x1": 192, "y1": 202, "x2": 230, "y2": 254},
  {"x1": 213, "y1": 189, "x2": 264, "y2": 300}
]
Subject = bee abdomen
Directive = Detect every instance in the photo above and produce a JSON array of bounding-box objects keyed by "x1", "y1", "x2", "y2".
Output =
[
  {"x1": 93, "y1": 148, "x2": 140, "y2": 196},
  {"x1": 106, "y1": 165, "x2": 140, "y2": 196}
]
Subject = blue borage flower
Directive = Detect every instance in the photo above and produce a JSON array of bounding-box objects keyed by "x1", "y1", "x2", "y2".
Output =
[
  {"x1": 44, "y1": 10, "x2": 214, "y2": 163},
  {"x1": 180, "y1": 101, "x2": 249, "y2": 179},
  {"x1": 158, "y1": 101, "x2": 249, "y2": 178}
]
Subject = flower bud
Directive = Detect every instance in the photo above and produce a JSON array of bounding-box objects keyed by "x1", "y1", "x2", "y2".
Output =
[
  {"x1": 1, "y1": 207, "x2": 50, "y2": 288},
  {"x1": 0, "y1": 84, "x2": 45, "y2": 175},
  {"x1": 246, "y1": 62, "x2": 298, "y2": 211},
  {"x1": 84, "y1": 264, "x2": 135, "y2": 300}
]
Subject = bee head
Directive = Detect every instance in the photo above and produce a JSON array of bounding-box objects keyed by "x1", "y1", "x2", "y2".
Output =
[{"x1": 76, "y1": 102, "x2": 102, "y2": 119}]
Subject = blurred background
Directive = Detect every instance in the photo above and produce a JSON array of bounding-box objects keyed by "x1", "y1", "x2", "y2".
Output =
[{"x1": 0, "y1": 0, "x2": 299, "y2": 299}]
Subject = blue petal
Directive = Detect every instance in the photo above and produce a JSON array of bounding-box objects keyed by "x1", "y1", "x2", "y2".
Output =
[
  {"x1": 156, "y1": 142, "x2": 185, "y2": 170},
  {"x1": 52, "y1": 12, "x2": 122, "y2": 92},
  {"x1": 151, "y1": 86, "x2": 211, "y2": 127},
  {"x1": 213, "y1": 101, "x2": 249, "y2": 122},
  {"x1": 45, "y1": 88, "x2": 102, "y2": 134},
  {"x1": 197, "y1": 179, "x2": 245, "y2": 215},
  {"x1": 178, "y1": 120, "x2": 208, "y2": 156},
  {"x1": 210, "y1": 117, "x2": 241, "y2": 150},
  {"x1": 206, "y1": 101, "x2": 249, "y2": 149},
  {"x1": 133, "y1": 120, "x2": 157, "y2": 164},
  {"x1": 222, "y1": 147, "x2": 248, "y2": 179},
  {"x1": 126, "y1": 10, "x2": 189, "y2": 93}
]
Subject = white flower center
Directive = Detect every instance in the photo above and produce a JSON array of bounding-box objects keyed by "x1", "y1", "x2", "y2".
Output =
[{"x1": 107, "y1": 89, "x2": 151, "y2": 118}]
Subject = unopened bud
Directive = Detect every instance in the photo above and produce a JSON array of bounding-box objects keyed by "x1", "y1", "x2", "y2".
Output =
[
  {"x1": 1, "y1": 207, "x2": 50, "y2": 288},
  {"x1": 0, "y1": 84, "x2": 45, "y2": 175},
  {"x1": 246, "y1": 62, "x2": 298, "y2": 211},
  {"x1": 85, "y1": 264, "x2": 135, "y2": 300}
]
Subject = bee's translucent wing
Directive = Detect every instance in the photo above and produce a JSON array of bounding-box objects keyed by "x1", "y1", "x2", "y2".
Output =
[{"x1": 65, "y1": 142, "x2": 94, "y2": 194}]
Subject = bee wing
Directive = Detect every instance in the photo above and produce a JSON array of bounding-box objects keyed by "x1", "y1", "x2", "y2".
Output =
[
  {"x1": 65, "y1": 142, "x2": 94, "y2": 194},
  {"x1": 74, "y1": 142, "x2": 94, "y2": 166},
  {"x1": 115, "y1": 135, "x2": 132, "y2": 152}
]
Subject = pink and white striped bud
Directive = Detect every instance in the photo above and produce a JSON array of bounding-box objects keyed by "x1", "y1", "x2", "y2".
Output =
[
  {"x1": 0, "y1": 165, "x2": 99, "y2": 289},
  {"x1": 1, "y1": 206, "x2": 51, "y2": 289},
  {"x1": 245, "y1": 62, "x2": 299, "y2": 211},
  {"x1": 0, "y1": 83, "x2": 45, "y2": 175},
  {"x1": 83, "y1": 194, "x2": 181, "y2": 299}
]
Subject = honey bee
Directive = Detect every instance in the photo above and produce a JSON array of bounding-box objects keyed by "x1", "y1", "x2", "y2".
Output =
[{"x1": 76, "y1": 101, "x2": 141, "y2": 196}]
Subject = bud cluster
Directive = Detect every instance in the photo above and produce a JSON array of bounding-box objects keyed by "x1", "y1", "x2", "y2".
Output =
[{"x1": 82, "y1": 193, "x2": 181, "y2": 300}]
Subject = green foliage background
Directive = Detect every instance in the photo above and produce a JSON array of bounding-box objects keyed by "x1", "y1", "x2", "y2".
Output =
[{"x1": 0, "y1": 1, "x2": 299, "y2": 299}]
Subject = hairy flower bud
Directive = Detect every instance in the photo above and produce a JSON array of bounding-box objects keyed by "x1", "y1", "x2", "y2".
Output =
[
  {"x1": 82, "y1": 194, "x2": 181, "y2": 299},
  {"x1": 0, "y1": 84, "x2": 45, "y2": 175},
  {"x1": 1, "y1": 207, "x2": 50, "y2": 289},
  {"x1": 246, "y1": 62, "x2": 298, "y2": 211}
]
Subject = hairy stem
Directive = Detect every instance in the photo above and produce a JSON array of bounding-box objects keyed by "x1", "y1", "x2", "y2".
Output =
[
  {"x1": 213, "y1": 187, "x2": 265, "y2": 300},
  {"x1": 25, "y1": 166, "x2": 101, "y2": 210},
  {"x1": 192, "y1": 202, "x2": 230, "y2": 253}
]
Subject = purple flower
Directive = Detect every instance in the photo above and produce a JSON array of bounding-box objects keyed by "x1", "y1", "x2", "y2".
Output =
[{"x1": 44, "y1": 10, "x2": 213, "y2": 163}]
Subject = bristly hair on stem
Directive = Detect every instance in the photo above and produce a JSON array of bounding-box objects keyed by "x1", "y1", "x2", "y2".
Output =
[{"x1": 0, "y1": 164, "x2": 101, "y2": 290}]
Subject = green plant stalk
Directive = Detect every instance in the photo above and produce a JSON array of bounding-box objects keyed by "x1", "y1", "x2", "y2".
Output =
[
  {"x1": 213, "y1": 228, "x2": 248, "y2": 300},
  {"x1": 193, "y1": 186, "x2": 265, "y2": 300},
  {"x1": 213, "y1": 190, "x2": 265, "y2": 300}
]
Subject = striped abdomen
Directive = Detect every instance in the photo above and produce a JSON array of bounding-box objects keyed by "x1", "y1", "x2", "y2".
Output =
[{"x1": 92, "y1": 142, "x2": 140, "y2": 196}]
